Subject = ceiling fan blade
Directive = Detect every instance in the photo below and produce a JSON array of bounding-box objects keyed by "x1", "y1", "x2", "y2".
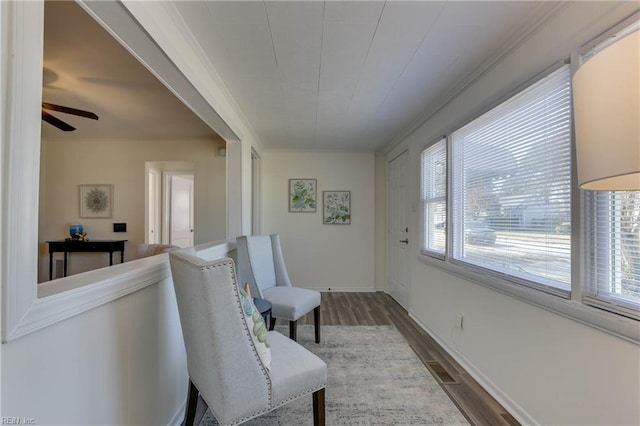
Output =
[
  {"x1": 42, "y1": 110, "x2": 76, "y2": 131},
  {"x1": 42, "y1": 102, "x2": 99, "y2": 120}
]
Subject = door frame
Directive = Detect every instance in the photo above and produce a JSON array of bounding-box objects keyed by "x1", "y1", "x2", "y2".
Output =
[
  {"x1": 146, "y1": 161, "x2": 195, "y2": 245},
  {"x1": 163, "y1": 171, "x2": 194, "y2": 246},
  {"x1": 251, "y1": 148, "x2": 261, "y2": 235},
  {"x1": 145, "y1": 164, "x2": 162, "y2": 244},
  {"x1": 386, "y1": 149, "x2": 412, "y2": 309}
]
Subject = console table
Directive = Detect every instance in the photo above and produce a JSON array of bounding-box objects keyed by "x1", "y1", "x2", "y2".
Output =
[{"x1": 46, "y1": 239, "x2": 127, "y2": 280}]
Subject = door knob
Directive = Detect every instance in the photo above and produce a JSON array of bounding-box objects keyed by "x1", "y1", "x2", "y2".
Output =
[{"x1": 400, "y1": 239, "x2": 409, "y2": 244}]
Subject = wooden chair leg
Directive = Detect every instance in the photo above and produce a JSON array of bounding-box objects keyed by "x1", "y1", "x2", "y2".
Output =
[
  {"x1": 314, "y1": 306, "x2": 321, "y2": 343},
  {"x1": 269, "y1": 316, "x2": 276, "y2": 331},
  {"x1": 313, "y1": 388, "x2": 326, "y2": 426},
  {"x1": 289, "y1": 319, "x2": 297, "y2": 341},
  {"x1": 182, "y1": 379, "x2": 199, "y2": 426}
]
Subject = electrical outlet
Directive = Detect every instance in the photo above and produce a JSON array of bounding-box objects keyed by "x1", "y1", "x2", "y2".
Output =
[{"x1": 455, "y1": 313, "x2": 464, "y2": 329}]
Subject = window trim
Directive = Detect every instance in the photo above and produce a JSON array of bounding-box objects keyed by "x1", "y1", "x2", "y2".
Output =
[
  {"x1": 582, "y1": 187, "x2": 640, "y2": 321},
  {"x1": 448, "y1": 63, "x2": 573, "y2": 297},
  {"x1": 420, "y1": 137, "x2": 448, "y2": 260},
  {"x1": 416, "y1": 19, "x2": 640, "y2": 342},
  {"x1": 576, "y1": 14, "x2": 640, "y2": 324},
  {"x1": 418, "y1": 253, "x2": 639, "y2": 343}
]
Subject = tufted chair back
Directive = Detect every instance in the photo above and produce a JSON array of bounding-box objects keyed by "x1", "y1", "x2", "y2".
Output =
[
  {"x1": 169, "y1": 246, "x2": 327, "y2": 425},
  {"x1": 169, "y1": 249, "x2": 270, "y2": 424}
]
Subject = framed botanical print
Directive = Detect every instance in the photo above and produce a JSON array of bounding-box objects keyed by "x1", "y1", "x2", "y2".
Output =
[
  {"x1": 323, "y1": 191, "x2": 351, "y2": 224},
  {"x1": 289, "y1": 179, "x2": 317, "y2": 212}
]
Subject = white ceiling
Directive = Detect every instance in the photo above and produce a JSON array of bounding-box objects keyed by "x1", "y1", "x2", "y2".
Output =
[
  {"x1": 42, "y1": 1, "x2": 219, "y2": 141},
  {"x1": 43, "y1": 1, "x2": 558, "y2": 151}
]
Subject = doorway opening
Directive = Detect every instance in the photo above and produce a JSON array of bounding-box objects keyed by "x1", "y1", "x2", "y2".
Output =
[
  {"x1": 146, "y1": 162, "x2": 195, "y2": 248},
  {"x1": 387, "y1": 150, "x2": 411, "y2": 308},
  {"x1": 251, "y1": 149, "x2": 261, "y2": 235}
]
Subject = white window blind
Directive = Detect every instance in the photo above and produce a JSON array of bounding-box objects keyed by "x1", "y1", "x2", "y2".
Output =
[
  {"x1": 421, "y1": 139, "x2": 447, "y2": 256},
  {"x1": 584, "y1": 191, "x2": 640, "y2": 319},
  {"x1": 450, "y1": 65, "x2": 572, "y2": 293}
]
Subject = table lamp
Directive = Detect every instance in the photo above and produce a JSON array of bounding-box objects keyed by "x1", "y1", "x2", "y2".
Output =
[{"x1": 573, "y1": 29, "x2": 639, "y2": 191}]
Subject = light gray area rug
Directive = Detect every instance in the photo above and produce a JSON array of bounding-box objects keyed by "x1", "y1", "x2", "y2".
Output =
[{"x1": 201, "y1": 325, "x2": 469, "y2": 425}]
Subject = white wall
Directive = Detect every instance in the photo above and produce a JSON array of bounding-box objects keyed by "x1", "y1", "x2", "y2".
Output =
[
  {"x1": 389, "y1": 2, "x2": 640, "y2": 425},
  {"x1": 411, "y1": 267, "x2": 640, "y2": 425},
  {"x1": 38, "y1": 137, "x2": 226, "y2": 281},
  {"x1": 1, "y1": 1, "x2": 252, "y2": 424},
  {"x1": 374, "y1": 154, "x2": 387, "y2": 291},
  {"x1": 116, "y1": 0, "x2": 264, "y2": 237},
  {"x1": 0, "y1": 0, "x2": 4, "y2": 413},
  {"x1": 262, "y1": 151, "x2": 375, "y2": 291},
  {"x1": 4, "y1": 1, "x2": 638, "y2": 424},
  {"x1": 2, "y1": 267, "x2": 187, "y2": 425}
]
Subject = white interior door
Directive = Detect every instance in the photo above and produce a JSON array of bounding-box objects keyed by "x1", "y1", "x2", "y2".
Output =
[
  {"x1": 388, "y1": 151, "x2": 410, "y2": 308},
  {"x1": 169, "y1": 174, "x2": 194, "y2": 247},
  {"x1": 147, "y1": 167, "x2": 161, "y2": 244}
]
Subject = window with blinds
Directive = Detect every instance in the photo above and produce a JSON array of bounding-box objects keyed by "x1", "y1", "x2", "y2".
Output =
[
  {"x1": 450, "y1": 65, "x2": 572, "y2": 293},
  {"x1": 584, "y1": 191, "x2": 640, "y2": 319},
  {"x1": 421, "y1": 139, "x2": 447, "y2": 257}
]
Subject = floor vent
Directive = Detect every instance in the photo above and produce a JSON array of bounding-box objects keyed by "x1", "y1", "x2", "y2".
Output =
[{"x1": 426, "y1": 361, "x2": 458, "y2": 384}]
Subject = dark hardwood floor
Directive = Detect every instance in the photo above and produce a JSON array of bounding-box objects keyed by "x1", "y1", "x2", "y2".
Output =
[{"x1": 291, "y1": 291, "x2": 519, "y2": 426}]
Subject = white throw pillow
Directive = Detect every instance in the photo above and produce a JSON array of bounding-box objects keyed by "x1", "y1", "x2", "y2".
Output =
[{"x1": 239, "y1": 285, "x2": 271, "y2": 372}]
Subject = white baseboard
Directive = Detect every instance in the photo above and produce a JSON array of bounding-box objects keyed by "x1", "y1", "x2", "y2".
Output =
[
  {"x1": 168, "y1": 400, "x2": 186, "y2": 426},
  {"x1": 310, "y1": 286, "x2": 376, "y2": 292},
  {"x1": 407, "y1": 311, "x2": 537, "y2": 426}
]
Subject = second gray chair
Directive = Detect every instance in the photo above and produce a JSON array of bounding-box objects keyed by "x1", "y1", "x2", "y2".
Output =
[{"x1": 236, "y1": 234, "x2": 321, "y2": 343}]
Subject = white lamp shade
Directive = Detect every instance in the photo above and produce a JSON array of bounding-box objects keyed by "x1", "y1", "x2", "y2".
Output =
[{"x1": 573, "y1": 30, "x2": 640, "y2": 191}]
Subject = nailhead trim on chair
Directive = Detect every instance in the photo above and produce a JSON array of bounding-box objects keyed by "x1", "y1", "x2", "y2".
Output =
[
  {"x1": 204, "y1": 262, "x2": 325, "y2": 426},
  {"x1": 175, "y1": 256, "x2": 326, "y2": 426},
  {"x1": 269, "y1": 384, "x2": 326, "y2": 410},
  {"x1": 200, "y1": 259, "x2": 274, "y2": 426},
  {"x1": 223, "y1": 384, "x2": 327, "y2": 426}
]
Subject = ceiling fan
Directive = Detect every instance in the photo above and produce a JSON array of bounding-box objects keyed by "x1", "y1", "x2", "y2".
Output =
[{"x1": 42, "y1": 102, "x2": 99, "y2": 131}]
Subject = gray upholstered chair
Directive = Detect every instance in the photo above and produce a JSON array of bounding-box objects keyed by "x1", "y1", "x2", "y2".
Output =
[
  {"x1": 236, "y1": 234, "x2": 321, "y2": 343},
  {"x1": 169, "y1": 248, "x2": 327, "y2": 426}
]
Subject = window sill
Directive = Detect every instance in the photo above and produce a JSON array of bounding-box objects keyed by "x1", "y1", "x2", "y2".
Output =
[{"x1": 418, "y1": 253, "x2": 640, "y2": 344}]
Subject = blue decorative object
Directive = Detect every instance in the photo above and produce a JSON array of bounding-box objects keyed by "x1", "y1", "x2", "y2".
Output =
[{"x1": 69, "y1": 224, "x2": 83, "y2": 239}]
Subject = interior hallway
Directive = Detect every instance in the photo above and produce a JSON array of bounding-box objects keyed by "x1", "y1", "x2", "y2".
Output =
[{"x1": 295, "y1": 292, "x2": 519, "y2": 426}]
